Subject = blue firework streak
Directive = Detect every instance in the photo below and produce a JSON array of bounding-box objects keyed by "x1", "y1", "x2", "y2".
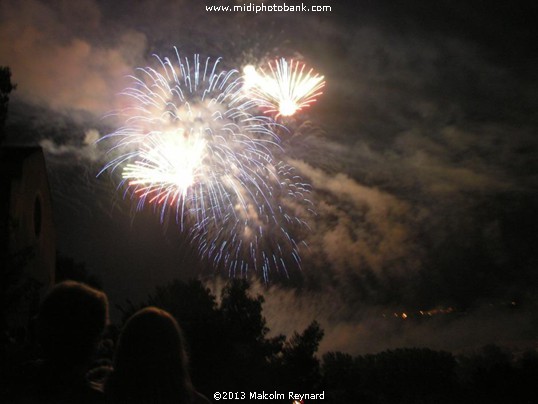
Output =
[{"x1": 100, "y1": 49, "x2": 312, "y2": 280}]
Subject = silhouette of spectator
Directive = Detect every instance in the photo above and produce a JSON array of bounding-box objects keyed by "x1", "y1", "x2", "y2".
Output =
[
  {"x1": 105, "y1": 306, "x2": 211, "y2": 404},
  {"x1": 16, "y1": 281, "x2": 109, "y2": 403}
]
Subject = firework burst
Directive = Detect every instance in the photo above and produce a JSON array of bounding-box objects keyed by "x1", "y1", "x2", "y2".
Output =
[
  {"x1": 243, "y1": 58, "x2": 325, "y2": 118},
  {"x1": 100, "y1": 49, "x2": 311, "y2": 280}
]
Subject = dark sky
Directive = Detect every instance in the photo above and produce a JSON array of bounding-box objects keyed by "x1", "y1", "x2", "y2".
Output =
[{"x1": 1, "y1": 0, "x2": 537, "y2": 355}]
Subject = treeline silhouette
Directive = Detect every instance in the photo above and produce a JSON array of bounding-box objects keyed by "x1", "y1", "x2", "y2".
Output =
[
  {"x1": 116, "y1": 279, "x2": 325, "y2": 396},
  {"x1": 116, "y1": 279, "x2": 538, "y2": 404},
  {"x1": 2, "y1": 275, "x2": 537, "y2": 403}
]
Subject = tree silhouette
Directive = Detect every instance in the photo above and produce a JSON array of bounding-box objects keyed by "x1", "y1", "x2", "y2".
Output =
[
  {"x1": 114, "y1": 279, "x2": 537, "y2": 404},
  {"x1": 220, "y1": 279, "x2": 268, "y2": 343},
  {"x1": 279, "y1": 320, "x2": 324, "y2": 392},
  {"x1": 117, "y1": 279, "x2": 283, "y2": 394},
  {"x1": 218, "y1": 279, "x2": 284, "y2": 391},
  {"x1": 5, "y1": 269, "x2": 538, "y2": 403},
  {"x1": 322, "y1": 352, "x2": 369, "y2": 403},
  {"x1": 513, "y1": 350, "x2": 538, "y2": 403},
  {"x1": 145, "y1": 279, "x2": 223, "y2": 392},
  {"x1": 322, "y1": 348, "x2": 459, "y2": 404},
  {"x1": 373, "y1": 348, "x2": 457, "y2": 404},
  {"x1": 459, "y1": 345, "x2": 517, "y2": 404}
]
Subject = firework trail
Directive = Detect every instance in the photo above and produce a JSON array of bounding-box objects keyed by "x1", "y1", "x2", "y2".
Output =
[
  {"x1": 100, "y1": 49, "x2": 312, "y2": 280},
  {"x1": 243, "y1": 58, "x2": 325, "y2": 118}
]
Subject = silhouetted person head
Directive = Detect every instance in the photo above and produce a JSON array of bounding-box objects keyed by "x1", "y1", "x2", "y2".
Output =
[
  {"x1": 106, "y1": 307, "x2": 204, "y2": 404},
  {"x1": 13, "y1": 281, "x2": 109, "y2": 403},
  {"x1": 37, "y1": 280, "x2": 109, "y2": 367}
]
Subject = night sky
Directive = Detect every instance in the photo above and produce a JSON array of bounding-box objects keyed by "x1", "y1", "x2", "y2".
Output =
[{"x1": 1, "y1": 0, "x2": 537, "y2": 355}]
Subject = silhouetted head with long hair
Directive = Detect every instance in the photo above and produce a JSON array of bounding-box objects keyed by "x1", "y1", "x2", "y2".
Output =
[
  {"x1": 37, "y1": 280, "x2": 109, "y2": 367},
  {"x1": 105, "y1": 307, "x2": 195, "y2": 404}
]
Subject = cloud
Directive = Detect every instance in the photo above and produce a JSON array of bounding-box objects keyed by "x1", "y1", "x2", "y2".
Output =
[
  {"x1": 0, "y1": 0, "x2": 146, "y2": 116},
  {"x1": 275, "y1": 18, "x2": 537, "y2": 312},
  {"x1": 39, "y1": 128, "x2": 102, "y2": 162},
  {"x1": 249, "y1": 279, "x2": 538, "y2": 356},
  {"x1": 316, "y1": 304, "x2": 537, "y2": 355},
  {"x1": 288, "y1": 159, "x2": 421, "y2": 285}
]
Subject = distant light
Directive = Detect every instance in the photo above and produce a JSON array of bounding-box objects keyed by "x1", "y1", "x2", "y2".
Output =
[{"x1": 402, "y1": 313, "x2": 408, "y2": 319}]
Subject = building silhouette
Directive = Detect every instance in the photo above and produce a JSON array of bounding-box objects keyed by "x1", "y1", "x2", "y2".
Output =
[{"x1": 1, "y1": 145, "x2": 55, "y2": 329}]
